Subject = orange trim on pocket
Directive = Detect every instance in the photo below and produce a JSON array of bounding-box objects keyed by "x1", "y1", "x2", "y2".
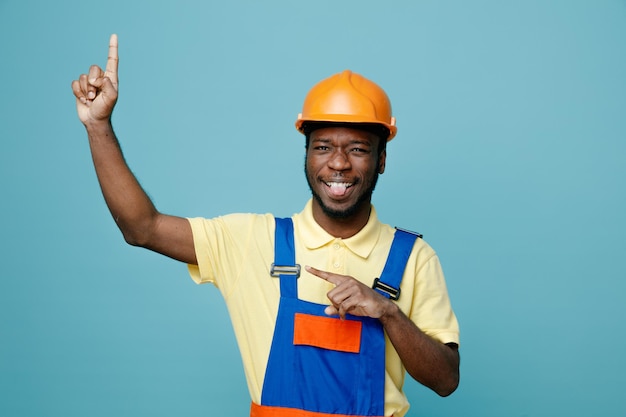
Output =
[{"x1": 293, "y1": 313, "x2": 362, "y2": 353}]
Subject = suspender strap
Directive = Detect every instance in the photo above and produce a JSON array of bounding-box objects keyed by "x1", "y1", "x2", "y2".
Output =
[
  {"x1": 272, "y1": 217, "x2": 299, "y2": 299},
  {"x1": 373, "y1": 228, "x2": 421, "y2": 301},
  {"x1": 272, "y1": 217, "x2": 420, "y2": 302}
]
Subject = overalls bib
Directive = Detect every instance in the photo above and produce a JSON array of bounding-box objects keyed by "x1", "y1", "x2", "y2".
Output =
[{"x1": 251, "y1": 218, "x2": 419, "y2": 417}]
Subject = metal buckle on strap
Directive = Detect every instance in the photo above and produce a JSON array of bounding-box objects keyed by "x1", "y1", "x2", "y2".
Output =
[
  {"x1": 270, "y1": 263, "x2": 301, "y2": 278},
  {"x1": 372, "y1": 277, "x2": 401, "y2": 301}
]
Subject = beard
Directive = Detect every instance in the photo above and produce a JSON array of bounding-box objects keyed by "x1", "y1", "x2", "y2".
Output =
[{"x1": 304, "y1": 157, "x2": 381, "y2": 219}]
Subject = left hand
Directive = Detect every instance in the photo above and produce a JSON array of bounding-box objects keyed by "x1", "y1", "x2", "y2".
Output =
[{"x1": 305, "y1": 265, "x2": 394, "y2": 320}]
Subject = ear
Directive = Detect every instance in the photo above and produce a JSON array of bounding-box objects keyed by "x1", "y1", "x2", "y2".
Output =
[{"x1": 378, "y1": 149, "x2": 386, "y2": 174}]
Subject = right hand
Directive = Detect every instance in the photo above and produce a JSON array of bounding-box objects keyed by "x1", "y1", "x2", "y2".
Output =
[{"x1": 71, "y1": 34, "x2": 119, "y2": 125}]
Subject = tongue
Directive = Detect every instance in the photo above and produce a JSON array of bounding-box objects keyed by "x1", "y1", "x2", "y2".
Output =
[{"x1": 328, "y1": 183, "x2": 349, "y2": 197}]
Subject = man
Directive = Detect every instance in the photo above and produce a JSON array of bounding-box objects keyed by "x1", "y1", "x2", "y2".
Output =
[{"x1": 71, "y1": 34, "x2": 460, "y2": 417}]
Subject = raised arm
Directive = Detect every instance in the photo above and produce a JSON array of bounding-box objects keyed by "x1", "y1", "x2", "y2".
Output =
[{"x1": 71, "y1": 35, "x2": 196, "y2": 265}]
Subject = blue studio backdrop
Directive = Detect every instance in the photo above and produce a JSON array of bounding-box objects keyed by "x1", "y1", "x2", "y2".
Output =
[{"x1": 1, "y1": 1, "x2": 625, "y2": 416}]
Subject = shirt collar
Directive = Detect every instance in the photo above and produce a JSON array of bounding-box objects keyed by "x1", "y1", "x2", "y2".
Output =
[{"x1": 295, "y1": 199, "x2": 382, "y2": 259}]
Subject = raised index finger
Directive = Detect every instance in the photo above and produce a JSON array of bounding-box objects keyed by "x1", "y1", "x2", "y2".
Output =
[{"x1": 104, "y1": 34, "x2": 119, "y2": 85}]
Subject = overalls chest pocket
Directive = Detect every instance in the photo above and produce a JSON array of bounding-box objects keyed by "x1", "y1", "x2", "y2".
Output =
[{"x1": 293, "y1": 312, "x2": 362, "y2": 353}]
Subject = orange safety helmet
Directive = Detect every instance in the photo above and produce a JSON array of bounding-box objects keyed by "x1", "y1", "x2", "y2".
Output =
[{"x1": 295, "y1": 70, "x2": 397, "y2": 141}]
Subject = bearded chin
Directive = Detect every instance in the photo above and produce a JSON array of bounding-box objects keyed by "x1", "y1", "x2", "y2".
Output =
[{"x1": 304, "y1": 160, "x2": 380, "y2": 220}]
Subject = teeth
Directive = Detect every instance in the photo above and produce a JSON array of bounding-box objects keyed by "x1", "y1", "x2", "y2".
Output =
[{"x1": 327, "y1": 182, "x2": 352, "y2": 188}]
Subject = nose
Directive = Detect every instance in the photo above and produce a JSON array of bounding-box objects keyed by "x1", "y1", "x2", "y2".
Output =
[{"x1": 327, "y1": 149, "x2": 351, "y2": 171}]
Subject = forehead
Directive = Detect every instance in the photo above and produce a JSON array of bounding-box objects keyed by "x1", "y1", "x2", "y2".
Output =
[{"x1": 309, "y1": 126, "x2": 378, "y2": 144}]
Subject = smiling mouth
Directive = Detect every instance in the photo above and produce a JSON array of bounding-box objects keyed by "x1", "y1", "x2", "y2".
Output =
[{"x1": 325, "y1": 181, "x2": 353, "y2": 197}]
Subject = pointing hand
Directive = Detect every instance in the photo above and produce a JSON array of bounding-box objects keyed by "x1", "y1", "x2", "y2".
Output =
[
  {"x1": 71, "y1": 34, "x2": 119, "y2": 125},
  {"x1": 305, "y1": 265, "x2": 393, "y2": 320}
]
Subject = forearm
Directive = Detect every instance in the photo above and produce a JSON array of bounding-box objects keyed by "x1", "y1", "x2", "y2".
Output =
[
  {"x1": 85, "y1": 120, "x2": 159, "y2": 246},
  {"x1": 380, "y1": 303, "x2": 459, "y2": 396}
]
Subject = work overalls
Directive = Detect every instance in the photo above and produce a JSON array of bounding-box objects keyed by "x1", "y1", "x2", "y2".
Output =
[{"x1": 251, "y1": 218, "x2": 420, "y2": 417}]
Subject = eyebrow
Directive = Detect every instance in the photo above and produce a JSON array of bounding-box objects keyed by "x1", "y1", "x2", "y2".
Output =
[{"x1": 311, "y1": 137, "x2": 372, "y2": 146}]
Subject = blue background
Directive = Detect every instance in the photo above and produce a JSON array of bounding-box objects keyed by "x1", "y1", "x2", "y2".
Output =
[{"x1": 1, "y1": 1, "x2": 625, "y2": 415}]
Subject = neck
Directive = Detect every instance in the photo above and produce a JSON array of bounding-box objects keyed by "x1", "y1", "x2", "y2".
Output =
[{"x1": 311, "y1": 200, "x2": 372, "y2": 239}]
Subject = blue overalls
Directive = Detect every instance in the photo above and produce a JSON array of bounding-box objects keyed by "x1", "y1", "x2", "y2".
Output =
[{"x1": 251, "y1": 218, "x2": 419, "y2": 417}]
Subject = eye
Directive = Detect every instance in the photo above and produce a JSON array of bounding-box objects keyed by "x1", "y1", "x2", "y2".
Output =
[{"x1": 351, "y1": 146, "x2": 369, "y2": 153}]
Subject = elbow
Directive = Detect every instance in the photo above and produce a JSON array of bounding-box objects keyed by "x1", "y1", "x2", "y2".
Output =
[
  {"x1": 435, "y1": 372, "x2": 459, "y2": 397},
  {"x1": 121, "y1": 227, "x2": 154, "y2": 248},
  {"x1": 118, "y1": 221, "x2": 154, "y2": 248},
  {"x1": 435, "y1": 353, "x2": 460, "y2": 397},
  {"x1": 113, "y1": 212, "x2": 160, "y2": 248},
  {"x1": 426, "y1": 347, "x2": 460, "y2": 397},
  {"x1": 407, "y1": 366, "x2": 460, "y2": 397},
  {"x1": 122, "y1": 231, "x2": 143, "y2": 247},
  {"x1": 435, "y1": 343, "x2": 460, "y2": 397}
]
